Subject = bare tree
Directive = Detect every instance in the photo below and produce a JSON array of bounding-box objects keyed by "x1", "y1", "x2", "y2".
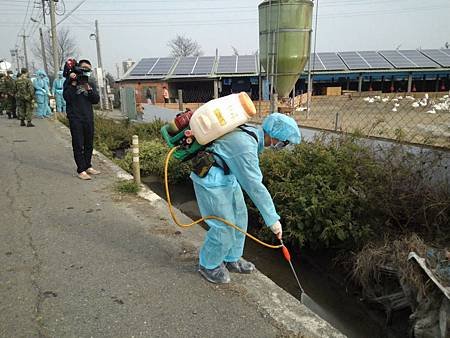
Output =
[
  {"x1": 231, "y1": 46, "x2": 239, "y2": 56},
  {"x1": 32, "y1": 27, "x2": 79, "y2": 74},
  {"x1": 167, "y1": 35, "x2": 202, "y2": 57}
]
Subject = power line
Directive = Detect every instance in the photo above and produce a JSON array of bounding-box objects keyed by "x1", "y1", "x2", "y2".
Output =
[{"x1": 56, "y1": 0, "x2": 89, "y2": 26}]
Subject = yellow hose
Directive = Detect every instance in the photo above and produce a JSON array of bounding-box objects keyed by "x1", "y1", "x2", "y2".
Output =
[{"x1": 164, "y1": 147, "x2": 282, "y2": 249}]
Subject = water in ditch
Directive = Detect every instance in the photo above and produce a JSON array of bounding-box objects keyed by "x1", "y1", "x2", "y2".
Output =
[{"x1": 142, "y1": 175, "x2": 409, "y2": 338}]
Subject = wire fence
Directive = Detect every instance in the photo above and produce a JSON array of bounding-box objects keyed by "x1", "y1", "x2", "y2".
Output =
[
  {"x1": 251, "y1": 92, "x2": 450, "y2": 149},
  {"x1": 296, "y1": 92, "x2": 450, "y2": 149}
]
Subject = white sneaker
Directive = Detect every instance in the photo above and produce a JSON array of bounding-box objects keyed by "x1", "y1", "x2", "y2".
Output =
[
  {"x1": 86, "y1": 167, "x2": 101, "y2": 175},
  {"x1": 77, "y1": 171, "x2": 92, "y2": 180}
]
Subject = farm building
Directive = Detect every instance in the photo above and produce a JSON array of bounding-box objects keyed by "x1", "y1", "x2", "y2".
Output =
[{"x1": 119, "y1": 49, "x2": 450, "y2": 103}]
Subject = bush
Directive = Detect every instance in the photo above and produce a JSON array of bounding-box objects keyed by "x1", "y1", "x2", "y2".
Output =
[
  {"x1": 255, "y1": 135, "x2": 449, "y2": 249},
  {"x1": 94, "y1": 116, "x2": 133, "y2": 151},
  {"x1": 119, "y1": 140, "x2": 191, "y2": 183},
  {"x1": 133, "y1": 119, "x2": 165, "y2": 142},
  {"x1": 256, "y1": 136, "x2": 378, "y2": 248},
  {"x1": 115, "y1": 180, "x2": 140, "y2": 194}
]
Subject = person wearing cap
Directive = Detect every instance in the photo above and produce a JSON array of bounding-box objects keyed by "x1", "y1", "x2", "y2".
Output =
[
  {"x1": 192, "y1": 112, "x2": 301, "y2": 284},
  {"x1": 52, "y1": 70, "x2": 66, "y2": 115}
]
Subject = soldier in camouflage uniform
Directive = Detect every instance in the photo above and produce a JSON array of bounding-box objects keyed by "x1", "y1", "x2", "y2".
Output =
[
  {"x1": 16, "y1": 68, "x2": 35, "y2": 127},
  {"x1": 3, "y1": 70, "x2": 17, "y2": 119}
]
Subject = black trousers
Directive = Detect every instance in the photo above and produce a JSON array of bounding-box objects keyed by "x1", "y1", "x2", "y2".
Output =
[{"x1": 68, "y1": 117, "x2": 94, "y2": 173}]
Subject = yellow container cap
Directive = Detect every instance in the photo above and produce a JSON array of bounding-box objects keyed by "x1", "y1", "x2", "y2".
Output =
[{"x1": 239, "y1": 92, "x2": 256, "y2": 117}]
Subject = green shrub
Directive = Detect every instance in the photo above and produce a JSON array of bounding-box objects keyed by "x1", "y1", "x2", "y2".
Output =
[
  {"x1": 119, "y1": 140, "x2": 191, "y2": 183},
  {"x1": 133, "y1": 119, "x2": 165, "y2": 142},
  {"x1": 254, "y1": 135, "x2": 449, "y2": 249},
  {"x1": 256, "y1": 136, "x2": 378, "y2": 248},
  {"x1": 115, "y1": 180, "x2": 140, "y2": 194},
  {"x1": 94, "y1": 116, "x2": 133, "y2": 151}
]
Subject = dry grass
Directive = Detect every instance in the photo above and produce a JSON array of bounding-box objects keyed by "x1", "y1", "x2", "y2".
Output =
[{"x1": 352, "y1": 234, "x2": 431, "y2": 298}]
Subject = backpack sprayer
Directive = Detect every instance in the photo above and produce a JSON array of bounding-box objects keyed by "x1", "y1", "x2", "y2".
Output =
[{"x1": 161, "y1": 93, "x2": 307, "y2": 301}]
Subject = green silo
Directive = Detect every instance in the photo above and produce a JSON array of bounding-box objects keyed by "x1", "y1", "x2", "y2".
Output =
[{"x1": 259, "y1": 0, "x2": 314, "y2": 98}]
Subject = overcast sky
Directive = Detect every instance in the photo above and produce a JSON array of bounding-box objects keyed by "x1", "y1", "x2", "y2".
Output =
[{"x1": 1, "y1": 0, "x2": 449, "y2": 77}]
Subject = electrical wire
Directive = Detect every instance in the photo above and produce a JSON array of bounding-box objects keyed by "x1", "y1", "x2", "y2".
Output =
[{"x1": 56, "y1": 0, "x2": 89, "y2": 26}]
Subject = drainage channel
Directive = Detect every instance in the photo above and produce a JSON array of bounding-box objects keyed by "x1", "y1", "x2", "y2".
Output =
[{"x1": 142, "y1": 175, "x2": 409, "y2": 338}]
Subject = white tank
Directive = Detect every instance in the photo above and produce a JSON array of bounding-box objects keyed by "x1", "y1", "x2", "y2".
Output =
[{"x1": 189, "y1": 92, "x2": 257, "y2": 145}]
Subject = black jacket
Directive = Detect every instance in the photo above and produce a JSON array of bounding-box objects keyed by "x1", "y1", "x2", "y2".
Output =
[{"x1": 63, "y1": 80, "x2": 100, "y2": 120}]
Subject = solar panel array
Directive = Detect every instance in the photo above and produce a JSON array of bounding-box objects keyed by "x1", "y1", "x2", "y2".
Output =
[
  {"x1": 216, "y1": 56, "x2": 238, "y2": 74},
  {"x1": 129, "y1": 58, "x2": 158, "y2": 76},
  {"x1": 339, "y1": 52, "x2": 370, "y2": 70},
  {"x1": 441, "y1": 49, "x2": 450, "y2": 57},
  {"x1": 357, "y1": 51, "x2": 393, "y2": 69},
  {"x1": 237, "y1": 55, "x2": 257, "y2": 73},
  {"x1": 379, "y1": 51, "x2": 417, "y2": 69},
  {"x1": 127, "y1": 50, "x2": 450, "y2": 78},
  {"x1": 193, "y1": 57, "x2": 216, "y2": 75},
  {"x1": 420, "y1": 49, "x2": 450, "y2": 67},
  {"x1": 172, "y1": 57, "x2": 197, "y2": 75},
  {"x1": 398, "y1": 50, "x2": 439, "y2": 68},
  {"x1": 317, "y1": 53, "x2": 347, "y2": 71},
  {"x1": 306, "y1": 53, "x2": 325, "y2": 71},
  {"x1": 149, "y1": 57, "x2": 176, "y2": 75}
]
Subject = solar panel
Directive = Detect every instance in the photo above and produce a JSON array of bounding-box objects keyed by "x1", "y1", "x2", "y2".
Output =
[
  {"x1": 192, "y1": 56, "x2": 215, "y2": 75},
  {"x1": 358, "y1": 51, "x2": 393, "y2": 69},
  {"x1": 317, "y1": 52, "x2": 347, "y2": 71},
  {"x1": 379, "y1": 50, "x2": 416, "y2": 69},
  {"x1": 338, "y1": 51, "x2": 369, "y2": 70},
  {"x1": 236, "y1": 55, "x2": 257, "y2": 73},
  {"x1": 398, "y1": 50, "x2": 439, "y2": 68},
  {"x1": 305, "y1": 53, "x2": 325, "y2": 71},
  {"x1": 216, "y1": 56, "x2": 237, "y2": 74},
  {"x1": 148, "y1": 57, "x2": 176, "y2": 75},
  {"x1": 419, "y1": 49, "x2": 450, "y2": 67},
  {"x1": 173, "y1": 57, "x2": 197, "y2": 75},
  {"x1": 440, "y1": 49, "x2": 450, "y2": 57},
  {"x1": 129, "y1": 58, "x2": 158, "y2": 76}
]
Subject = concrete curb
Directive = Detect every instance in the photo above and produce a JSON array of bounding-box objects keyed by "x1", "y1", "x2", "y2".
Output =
[{"x1": 57, "y1": 119, "x2": 345, "y2": 338}]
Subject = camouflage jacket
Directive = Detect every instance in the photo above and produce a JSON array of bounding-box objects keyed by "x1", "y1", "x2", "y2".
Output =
[
  {"x1": 3, "y1": 76, "x2": 16, "y2": 96},
  {"x1": 15, "y1": 74, "x2": 35, "y2": 102}
]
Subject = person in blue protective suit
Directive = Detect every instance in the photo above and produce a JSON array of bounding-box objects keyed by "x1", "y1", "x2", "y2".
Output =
[
  {"x1": 52, "y1": 71, "x2": 66, "y2": 113},
  {"x1": 192, "y1": 112, "x2": 302, "y2": 284},
  {"x1": 33, "y1": 69, "x2": 52, "y2": 118}
]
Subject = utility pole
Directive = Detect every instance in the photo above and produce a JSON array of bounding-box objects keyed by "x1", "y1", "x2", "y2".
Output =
[
  {"x1": 94, "y1": 20, "x2": 108, "y2": 110},
  {"x1": 20, "y1": 35, "x2": 29, "y2": 70},
  {"x1": 49, "y1": 0, "x2": 59, "y2": 75},
  {"x1": 116, "y1": 63, "x2": 120, "y2": 79},
  {"x1": 39, "y1": 28, "x2": 49, "y2": 75},
  {"x1": 41, "y1": 0, "x2": 46, "y2": 25}
]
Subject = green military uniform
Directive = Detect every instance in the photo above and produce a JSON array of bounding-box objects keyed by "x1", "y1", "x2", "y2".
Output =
[
  {"x1": 16, "y1": 72, "x2": 35, "y2": 125},
  {"x1": 3, "y1": 73, "x2": 17, "y2": 119},
  {"x1": 0, "y1": 73, "x2": 5, "y2": 115}
]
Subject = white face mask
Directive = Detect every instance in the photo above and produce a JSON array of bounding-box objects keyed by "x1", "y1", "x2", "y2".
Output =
[{"x1": 267, "y1": 137, "x2": 288, "y2": 150}]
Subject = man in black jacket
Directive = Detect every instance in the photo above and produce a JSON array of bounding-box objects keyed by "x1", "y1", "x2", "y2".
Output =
[{"x1": 63, "y1": 59, "x2": 101, "y2": 180}]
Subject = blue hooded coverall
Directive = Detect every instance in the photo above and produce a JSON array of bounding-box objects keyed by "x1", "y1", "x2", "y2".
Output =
[
  {"x1": 192, "y1": 113, "x2": 301, "y2": 270},
  {"x1": 191, "y1": 128, "x2": 277, "y2": 269},
  {"x1": 34, "y1": 70, "x2": 51, "y2": 117},
  {"x1": 52, "y1": 71, "x2": 66, "y2": 113}
]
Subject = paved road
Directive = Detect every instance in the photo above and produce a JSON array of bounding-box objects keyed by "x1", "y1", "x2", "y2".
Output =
[{"x1": 0, "y1": 116, "x2": 280, "y2": 338}]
